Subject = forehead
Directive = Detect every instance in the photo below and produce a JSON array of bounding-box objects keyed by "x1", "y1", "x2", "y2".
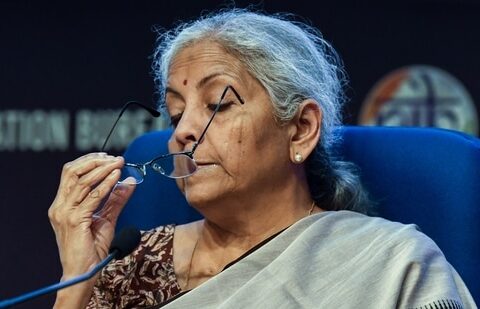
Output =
[{"x1": 168, "y1": 41, "x2": 248, "y2": 86}]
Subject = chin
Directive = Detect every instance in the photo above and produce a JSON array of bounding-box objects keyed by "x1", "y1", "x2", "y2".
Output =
[
  {"x1": 176, "y1": 164, "x2": 218, "y2": 194},
  {"x1": 183, "y1": 165, "x2": 236, "y2": 206},
  {"x1": 183, "y1": 180, "x2": 227, "y2": 209}
]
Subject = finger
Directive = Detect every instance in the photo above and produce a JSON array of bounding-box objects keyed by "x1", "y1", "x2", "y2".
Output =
[
  {"x1": 67, "y1": 159, "x2": 125, "y2": 206},
  {"x1": 56, "y1": 157, "x2": 107, "y2": 197},
  {"x1": 60, "y1": 153, "x2": 111, "y2": 183},
  {"x1": 49, "y1": 155, "x2": 124, "y2": 229},
  {"x1": 96, "y1": 180, "x2": 137, "y2": 223},
  {"x1": 61, "y1": 154, "x2": 119, "y2": 184},
  {"x1": 58, "y1": 156, "x2": 124, "y2": 200},
  {"x1": 71, "y1": 152, "x2": 108, "y2": 163},
  {"x1": 77, "y1": 168, "x2": 122, "y2": 214}
]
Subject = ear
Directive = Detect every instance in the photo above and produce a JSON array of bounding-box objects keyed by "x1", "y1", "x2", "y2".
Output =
[{"x1": 288, "y1": 99, "x2": 322, "y2": 164}]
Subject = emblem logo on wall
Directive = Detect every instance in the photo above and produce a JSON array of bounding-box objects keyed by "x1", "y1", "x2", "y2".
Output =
[{"x1": 359, "y1": 65, "x2": 478, "y2": 135}]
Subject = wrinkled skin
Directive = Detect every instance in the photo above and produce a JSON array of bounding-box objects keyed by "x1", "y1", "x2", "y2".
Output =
[{"x1": 49, "y1": 153, "x2": 135, "y2": 308}]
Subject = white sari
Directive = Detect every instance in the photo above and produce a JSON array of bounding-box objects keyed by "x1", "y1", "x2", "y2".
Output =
[{"x1": 163, "y1": 211, "x2": 476, "y2": 308}]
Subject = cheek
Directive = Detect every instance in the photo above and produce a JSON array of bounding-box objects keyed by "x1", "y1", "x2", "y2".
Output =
[
  {"x1": 228, "y1": 112, "x2": 287, "y2": 179},
  {"x1": 219, "y1": 113, "x2": 258, "y2": 181}
]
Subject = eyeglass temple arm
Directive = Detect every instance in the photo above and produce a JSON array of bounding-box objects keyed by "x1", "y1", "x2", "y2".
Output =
[
  {"x1": 101, "y1": 101, "x2": 161, "y2": 152},
  {"x1": 190, "y1": 86, "x2": 245, "y2": 155}
]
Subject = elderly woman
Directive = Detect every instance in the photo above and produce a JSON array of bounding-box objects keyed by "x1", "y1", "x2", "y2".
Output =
[{"x1": 49, "y1": 9, "x2": 475, "y2": 309}]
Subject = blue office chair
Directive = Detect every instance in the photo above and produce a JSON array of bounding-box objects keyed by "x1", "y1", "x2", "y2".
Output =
[{"x1": 117, "y1": 126, "x2": 480, "y2": 301}]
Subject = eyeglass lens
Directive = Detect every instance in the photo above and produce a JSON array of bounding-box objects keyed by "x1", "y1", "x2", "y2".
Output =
[{"x1": 119, "y1": 153, "x2": 197, "y2": 184}]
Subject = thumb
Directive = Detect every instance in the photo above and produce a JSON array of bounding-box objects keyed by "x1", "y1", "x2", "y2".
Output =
[{"x1": 100, "y1": 180, "x2": 137, "y2": 223}]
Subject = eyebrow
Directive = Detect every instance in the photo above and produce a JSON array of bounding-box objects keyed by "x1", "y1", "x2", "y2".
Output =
[
  {"x1": 196, "y1": 72, "x2": 224, "y2": 89},
  {"x1": 165, "y1": 71, "x2": 237, "y2": 99},
  {"x1": 165, "y1": 86, "x2": 183, "y2": 99}
]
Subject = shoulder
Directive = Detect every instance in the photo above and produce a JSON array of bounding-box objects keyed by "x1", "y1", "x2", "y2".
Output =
[
  {"x1": 139, "y1": 224, "x2": 176, "y2": 252},
  {"x1": 316, "y1": 210, "x2": 433, "y2": 248},
  {"x1": 89, "y1": 224, "x2": 180, "y2": 307},
  {"x1": 99, "y1": 224, "x2": 176, "y2": 278},
  {"x1": 309, "y1": 210, "x2": 448, "y2": 275},
  {"x1": 96, "y1": 224, "x2": 177, "y2": 289},
  {"x1": 310, "y1": 211, "x2": 474, "y2": 307}
]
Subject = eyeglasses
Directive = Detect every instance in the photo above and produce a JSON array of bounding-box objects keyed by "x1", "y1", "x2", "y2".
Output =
[{"x1": 101, "y1": 85, "x2": 245, "y2": 184}]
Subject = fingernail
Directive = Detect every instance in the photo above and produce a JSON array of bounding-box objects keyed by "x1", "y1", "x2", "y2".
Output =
[
  {"x1": 123, "y1": 176, "x2": 137, "y2": 185},
  {"x1": 108, "y1": 157, "x2": 122, "y2": 163},
  {"x1": 114, "y1": 183, "x2": 128, "y2": 193},
  {"x1": 117, "y1": 177, "x2": 137, "y2": 187}
]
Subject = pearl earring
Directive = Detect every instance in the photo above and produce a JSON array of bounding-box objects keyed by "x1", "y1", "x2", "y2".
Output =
[{"x1": 294, "y1": 152, "x2": 303, "y2": 163}]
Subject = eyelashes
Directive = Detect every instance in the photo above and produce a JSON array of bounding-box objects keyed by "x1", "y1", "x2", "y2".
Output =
[
  {"x1": 170, "y1": 101, "x2": 234, "y2": 128},
  {"x1": 169, "y1": 113, "x2": 182, "y2": 128},
  {"x1": 207, "y1": 101, "x2": 234, "y2": 112}
]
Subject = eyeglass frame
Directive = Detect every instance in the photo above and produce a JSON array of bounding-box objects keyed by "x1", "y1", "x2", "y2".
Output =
[{"x1": 101, "y1": 85, "x2": 245, "y2": 183}]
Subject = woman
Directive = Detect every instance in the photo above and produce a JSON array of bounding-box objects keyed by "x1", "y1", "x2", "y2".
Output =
[{"x1": 49, "y1": 9, "x2": 475, "y2": 308}]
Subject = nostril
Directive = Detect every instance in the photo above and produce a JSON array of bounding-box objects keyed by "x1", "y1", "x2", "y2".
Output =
[{"x1": 185, "y1": 134, "x2": 196, "y2": 143}]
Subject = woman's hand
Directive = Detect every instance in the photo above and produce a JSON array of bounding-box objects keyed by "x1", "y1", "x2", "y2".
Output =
[{"x1": 48, "y1": 153, "x2": 136, "y2": 307}]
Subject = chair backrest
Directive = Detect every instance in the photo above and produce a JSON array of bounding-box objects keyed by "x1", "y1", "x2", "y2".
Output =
[{"x1": 117, "y1": 126, "x2": 480, "y2": 301}]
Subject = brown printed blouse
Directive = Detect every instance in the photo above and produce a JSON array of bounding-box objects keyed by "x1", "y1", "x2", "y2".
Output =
[{"x1": 86, "y1": 225, "x2": 181, "y2": 308}]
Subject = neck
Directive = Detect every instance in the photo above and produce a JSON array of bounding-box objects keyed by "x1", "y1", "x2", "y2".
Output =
[
  {"x1": 182, "y1": 169, "x2": 320, "y2": 290},
  {"x1": 198, "y1": 172, "x2": 317, "y2": 249},
  {"x1": 183, "y1": 185, "x2": 319, "y2": 290}
]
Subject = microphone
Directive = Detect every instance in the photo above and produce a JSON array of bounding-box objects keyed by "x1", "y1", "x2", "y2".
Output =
[
  {"x1": 109, "y1": 226, "x2": 142, "y2": 259},
  {"x1": 0, "y1": 227, "x2": 141, "y2": 308}
]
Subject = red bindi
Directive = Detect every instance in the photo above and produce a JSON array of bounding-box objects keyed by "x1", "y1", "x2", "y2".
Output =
[{"x1": 183, "y1": 79, "x2": 188, "y2": 86}]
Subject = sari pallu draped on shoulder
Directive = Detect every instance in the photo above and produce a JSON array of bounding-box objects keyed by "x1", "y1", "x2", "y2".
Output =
[{"x1": 161, "y1": 211, "x2": 476, "y2": 309}]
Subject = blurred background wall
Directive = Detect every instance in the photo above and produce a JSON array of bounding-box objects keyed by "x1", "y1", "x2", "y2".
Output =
[{"x1": 0, "y1": 0, "x2": 478, "y2": 307}]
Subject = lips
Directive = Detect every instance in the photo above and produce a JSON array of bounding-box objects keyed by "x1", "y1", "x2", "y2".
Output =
[
  {"x1": 195, "y1": 161, "x2": 218, "y2": 171},
  {"x1": 194, "y1": 159, "x2": 215, "y2": 166},
  {"x1": 196, "y1": 163, "x2": 217, "y2": 168}
]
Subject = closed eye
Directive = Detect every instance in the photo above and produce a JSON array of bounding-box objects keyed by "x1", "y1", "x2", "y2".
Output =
[
  {"x1": 208, "y1": 101, "x2": 234, "y2": 112},
  {"x1": 169, "y1": 113, "x2": 183, "y2": 128}
]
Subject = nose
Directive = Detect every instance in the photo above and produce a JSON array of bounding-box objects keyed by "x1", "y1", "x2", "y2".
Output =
[{"x1": 169, "y1": 107, "x2": 203, "y2": 153}]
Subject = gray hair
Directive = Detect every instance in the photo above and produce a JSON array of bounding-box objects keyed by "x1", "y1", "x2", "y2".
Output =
[{"x1": 152, "y1": 9, "x2": 371, "y2": 213}]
